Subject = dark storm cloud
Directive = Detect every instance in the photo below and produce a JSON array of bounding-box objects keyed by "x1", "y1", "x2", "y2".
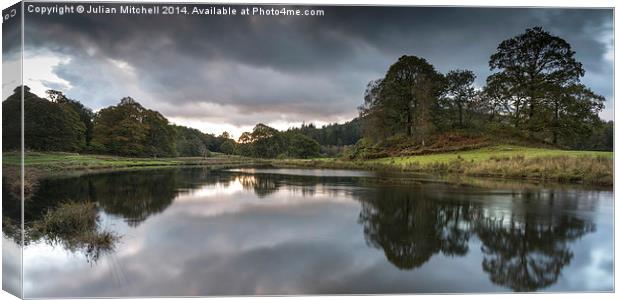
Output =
[{"x1": 21, "y1": 4, "x2": 614, "y2": 129}]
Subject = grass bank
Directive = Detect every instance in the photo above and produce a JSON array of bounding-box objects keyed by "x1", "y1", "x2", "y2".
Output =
[
  {"x1": 3, "y1": 151, "x2": 264, "y2": 172},
  {"x1": 2, "y1": 146, "x2": 613, "y2": 189},
  {"x1": 2, "y1": 151, "x2": 267, "y2": 198},
  {"x1": 272, "y1": 145, "x2": 613, "y2": 186}
]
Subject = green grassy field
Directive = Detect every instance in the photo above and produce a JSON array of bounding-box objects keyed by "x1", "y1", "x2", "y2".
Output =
[
  {"x1": 371, "y1": 145, "x2": 613, "y2": 166},
  {"x1": 273, "y1": 145, "x2": 613, "y2": 186}
]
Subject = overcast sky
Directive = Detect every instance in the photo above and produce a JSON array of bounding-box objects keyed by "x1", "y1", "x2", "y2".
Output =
[{"x1": 5, "y1": 4, "x2": 614, "y2": 138}]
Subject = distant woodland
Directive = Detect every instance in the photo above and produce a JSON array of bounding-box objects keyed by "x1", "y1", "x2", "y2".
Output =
[{"x1": 2, "y1": 27, "x2": 612, "y2": 159}]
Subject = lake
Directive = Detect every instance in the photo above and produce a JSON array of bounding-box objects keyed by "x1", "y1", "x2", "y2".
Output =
[{"x1": 3, "y1": 167, "x2": 614, "y2": 297}]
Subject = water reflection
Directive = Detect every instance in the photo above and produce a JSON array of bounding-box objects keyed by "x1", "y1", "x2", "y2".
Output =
[
  {"x1": 1, "y1": 179, "x2": 22, "y2": 244},
  {"x1": 7, "y1": 168, "x2": 613, "y2": 295},
  {"x1": 359, "y1": 187, "x2": 472, "y2": 269},
  {"x1": 357, "y1": 186, "x2": 597, "y2": 291},
  {"x1": 475, "y1": 192, "x2": 597, "y2": 291}
]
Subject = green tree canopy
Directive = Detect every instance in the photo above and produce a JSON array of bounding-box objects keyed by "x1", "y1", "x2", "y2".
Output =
[
  {"x1": 249, "y1": 123, "x2": 285, "y2": 158},
  {"x1": 233, "y1": 123, "x2": 321, "y2": 158},
  {"x1": 46, "y1": 89, "x2": 95, "y2": 146},
  {"x1": 488, "y1": 26, "x2": 603, "y2": 144},
  {"x1": 91, "y1": 97, "x2": 176, "y2": 157},
  {"x1": 360, "y1": 55, "x2": 444, "y2": 145},
  {"x1": 3, "y1": 86, "x2": 86, "y2": 151},
  {"x1": 286, "y1": 119, "x2": 362, "y2": 146},
  {"x1": 219, "y1": 140, "x2": 236, "y2": 155},
  {"x1": 283, "y1": 132, "x2": 320, "y2": 158},
  {"x1": 174, "y1": 125, "x2": 209, "y2": 157}
]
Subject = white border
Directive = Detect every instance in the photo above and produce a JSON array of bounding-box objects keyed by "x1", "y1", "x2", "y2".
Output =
[{"x1": 0, "y1": 1, "x2": 617, "y2": 300}]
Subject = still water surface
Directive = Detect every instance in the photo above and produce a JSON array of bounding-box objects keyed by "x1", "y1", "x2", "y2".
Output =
[{"x1": 6, "y1": 167, "x2": 614, "y2": 297}]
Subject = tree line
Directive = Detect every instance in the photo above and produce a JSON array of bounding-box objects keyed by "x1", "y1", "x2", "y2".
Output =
[
  {"x1": 2, "y1": 87, "x2": 360, "y2": 158},
  {"x1": 287, "y1": 119, "x2": 361, "y2": 146},
  {"x1": 360, "y1": 27, "x2": 612, "y2": 151}
]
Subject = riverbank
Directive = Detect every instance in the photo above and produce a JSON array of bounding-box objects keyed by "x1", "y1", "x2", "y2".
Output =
[
  {"x1": 272, "y1": 145, "x2": 613, "y2": 186},
  {"x1": 2, "y1": 145, "x2": 614, "y2": 192},
  {"x1": 3, "y1": 151, "x2": 266, "y2": 171},
  {"x1": 2, "y1": 151, "x2": 267, "y2": 199}
]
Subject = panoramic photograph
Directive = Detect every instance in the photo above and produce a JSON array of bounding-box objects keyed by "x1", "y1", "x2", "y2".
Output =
[{"x1": 1, "y1": 1, "x2": 615, "y2": 298}]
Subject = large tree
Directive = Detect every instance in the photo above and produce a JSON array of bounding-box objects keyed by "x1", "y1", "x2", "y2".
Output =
[
  {"x1": 488, "y1": 27, "x2": 602, "y2": 144},
  {"x1": 3, "y1": 86, "x2": 86, "y2": 151},
  {"x1": 46, "y1": 90, "x2": 95, "y2": 147},
  {"x1": 360, "y1": 55, "x2": 444, "y2": 145},
  {"x1": 143, "y1": 109, "x2": 177, "y2": 157},
  {"x1": 91, "y1": 97, "x2": 176, "y2": 157}
]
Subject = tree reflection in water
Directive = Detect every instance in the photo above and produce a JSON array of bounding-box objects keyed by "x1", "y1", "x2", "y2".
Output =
[
  {"x1": 237, "y1": 174, "x2": 280, "y2": 198},
  {"x1": 358, "y1": 185, "x2": 597, "y2": 291},
  {"x1": 474, "y1": 190, "x2": 596, "y2": 291},
  {"x1": 358, "y1": 185, "x2": 475, "y2": 269}
]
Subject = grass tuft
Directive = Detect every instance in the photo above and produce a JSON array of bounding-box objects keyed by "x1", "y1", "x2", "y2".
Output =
[{"x1": 30, "y1": 202, "x2": 120, "y2": 263}]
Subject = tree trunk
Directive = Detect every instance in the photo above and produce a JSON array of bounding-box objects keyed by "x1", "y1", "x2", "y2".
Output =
[
  {"x1": 528, "y1": 88, "x2": 536, "y2": 133},
  {"x1": 406, "y1": 106, "x2": 412, "y2": 137},
  {"x1": 458, "y1": 103, "x2": 463, "y2": 127},
  {"x1": 514, "y1": 98, "x2": 521, "y2": 128},
  {"x1": 552, "y1": 100, "x2": 559, "y2": 145}
]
